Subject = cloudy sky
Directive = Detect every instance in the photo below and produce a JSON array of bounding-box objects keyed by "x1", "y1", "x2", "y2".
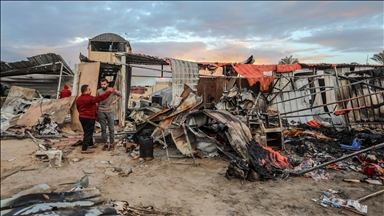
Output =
[{"x1": 1, "y1": 1, "x2": 383, "y2": 67}]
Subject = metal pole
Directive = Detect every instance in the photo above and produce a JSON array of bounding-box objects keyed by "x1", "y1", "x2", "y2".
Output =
[
  {"x1": 182, "y1": 123, "x2": 196, "y2": 166},
  {"x1": 56, "y1": 62, "x2": 64, "y2": 99},
  {"x1": 337, "y1": 74, "x2": 384, "y2": 91},
  {"x1": 290, "y1": 142, "x2": 384, "y2": 176},
  {"x1": 130, "y1": 65, "x2": 172, "y2": 73},
  {"x1": 162, "y1": 130, "x2": 170, "y2": 162},
  {"x1": 161, "y1": 65, "x2": 164, "y2": 78},
  {"x1": 280, "y1": 90, "x2": 384, "y2": 115}
]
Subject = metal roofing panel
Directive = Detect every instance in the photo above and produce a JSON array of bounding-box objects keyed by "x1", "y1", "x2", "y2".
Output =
[
  {"x1": 232, "y1": 64, "x2": 276, "y2": 91},
  {"x1": 1, "y1": 53, "x2": 73, "y2": 77},
  {"x1": 268, "y1": 74, "x2": 314, "y2": 124},
  {"x1": 124, "y1": 53, "x2": 168, "y2": 65},
  {"x1": 167, "y1": 58, "x2": 199, "y2": 103}
]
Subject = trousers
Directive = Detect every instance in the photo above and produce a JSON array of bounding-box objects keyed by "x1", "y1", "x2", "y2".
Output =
[
  {"x1": 79, "y1": 117, "x2": 95, "y2": 151},
  {"x1": 98, "y1": 111, "x2": 115, "y2": 144}
]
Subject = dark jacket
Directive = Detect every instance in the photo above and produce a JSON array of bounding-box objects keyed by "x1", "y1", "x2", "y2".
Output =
[
  {"x1": 76, "y1": 91, "x2": 112, "y2": 120},
  {"x1": 60, "y1": 84, "x2": 72, "y2": 98}
]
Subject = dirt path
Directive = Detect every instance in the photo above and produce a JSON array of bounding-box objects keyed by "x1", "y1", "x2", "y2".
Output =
[{"x1": 1, "y1": 139, "x2": 383, "y2": 215}]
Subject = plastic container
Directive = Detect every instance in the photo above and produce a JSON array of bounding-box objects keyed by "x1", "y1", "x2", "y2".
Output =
[{"x1": 139, "y1": 136, "x2": 154, "y2": 159}]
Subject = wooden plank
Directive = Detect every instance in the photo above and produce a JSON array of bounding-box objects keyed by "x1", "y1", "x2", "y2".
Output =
[
  {"x1": 70, "y1": 62, "x2": 101, "y2": 132},
  {"x1": 226, "y1": 78, "x2": 237, "y2": 91},
  {"x1": 1, "y1": 166, "x2": 24, "y2": 181},
  {"x1": 17, "y1": 96, "x2": 76, "y2": 126}
]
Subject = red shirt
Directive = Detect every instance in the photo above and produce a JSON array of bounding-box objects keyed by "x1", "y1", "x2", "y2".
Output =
[
  {"x1": 60, "y1": 84, "x2": 72, "y2": 98},
  {"x1": 76, "y1": 91, "x2": 112, "y2": 120}
]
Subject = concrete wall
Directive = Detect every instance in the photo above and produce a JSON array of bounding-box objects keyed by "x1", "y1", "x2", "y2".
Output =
[{"x1": 88, "y1": 45, "x2": 122, "y2": 63}]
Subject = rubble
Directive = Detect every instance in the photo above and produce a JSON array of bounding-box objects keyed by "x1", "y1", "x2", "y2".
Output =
[{"x1": 2, "y1": 53, "x2": 384, "y2": 215}]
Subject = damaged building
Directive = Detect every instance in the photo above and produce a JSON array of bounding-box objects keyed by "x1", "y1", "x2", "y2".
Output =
[
  {"x1": 1, "y1": 32, "x2": 384, "y2": 216},
  {"x1": 1, "y1": 32, "x2": 384, "y2": 181}
]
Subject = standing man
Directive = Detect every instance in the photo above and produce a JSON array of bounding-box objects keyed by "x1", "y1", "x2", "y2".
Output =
[
  {"x1": 76, "y1": 84, "x2": 115, "y2": 154},
  {"x1": 96, "y1": 78, "x2": 122, "y2": 148}
]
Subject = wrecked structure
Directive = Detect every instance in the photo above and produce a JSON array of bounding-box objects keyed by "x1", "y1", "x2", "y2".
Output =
[
  {"x1": 1, "y1": 32, "x2": 384, "y2": 215},
  {"x1": 0, "y1": 53, "x2": 74, "y2": 99}
]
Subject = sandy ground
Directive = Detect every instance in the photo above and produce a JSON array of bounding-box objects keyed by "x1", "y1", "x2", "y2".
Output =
[{"x1": 1, "y1": 138, "x2": 383, "y2": 216}]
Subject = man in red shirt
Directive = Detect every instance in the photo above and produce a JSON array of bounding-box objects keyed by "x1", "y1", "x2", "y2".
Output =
[
  {"x1": 59, "y1": 84, "x2": 72, "y2": 98},
  {"x1": 76, "y1": 84, "x2": 115, "y2": 154}
]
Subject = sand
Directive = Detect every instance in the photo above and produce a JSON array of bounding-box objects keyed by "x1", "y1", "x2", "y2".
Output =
[{"x1": 1, "y1": 138, "x2": 383, "y2": 215}]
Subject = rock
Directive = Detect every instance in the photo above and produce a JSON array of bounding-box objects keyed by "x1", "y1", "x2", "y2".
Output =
[
  {"x1": 113, "y1": 167, "x2": 122, "y2": 172},
  {"x1": 105, "y1": 170, "x2": 119, "y2": 177}
]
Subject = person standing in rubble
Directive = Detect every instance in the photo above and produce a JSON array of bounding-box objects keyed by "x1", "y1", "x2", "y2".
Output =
[
  {"x1": 76, "y1": 84, "x2": 115, "y2": 154},
  {"x1": 96, "y1": 78, "x2": 122, "y2": 148},
  {"x1": 59, "y1": 84, "x2": 72, "y2": 98}
]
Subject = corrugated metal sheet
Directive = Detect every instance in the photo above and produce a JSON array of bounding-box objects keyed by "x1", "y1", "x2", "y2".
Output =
[
  {"x1": 82, "y1": 51, "x2": 166, "y2": 66},
  {"x1": 149, "y1": 87, "x2": 172, "y2": 107},
  {"x1": 126, "y1": 53, "x2": 168, "y2": 65},
  {"x1": 1, "y1": 74, "x2": 73, "y2": 97},
  {"x1": 1, "y1": 53, "x2": 73, "y2": 77},
  {"x1": 167, "y1": 58, "x2": 199, "y2": 103},
  {"x1": 267, "y1": 70, "x2": 383, "y2": 129},
  {"x1": 269, "y1": 73, "x2": 315, "y2": 124},
  {"x1": 232, "y1": 64, "x2": 276, "y2": 91},
  {"x1": 300, "y1": 63, "x2": 384, "y2": 68}
]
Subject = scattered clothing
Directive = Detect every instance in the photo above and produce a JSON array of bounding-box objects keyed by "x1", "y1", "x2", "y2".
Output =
[{"x1": 340, "y1": 138, "x2": 362, "y2": 151}]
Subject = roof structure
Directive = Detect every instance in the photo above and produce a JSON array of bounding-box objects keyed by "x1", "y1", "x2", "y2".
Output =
[
  {"x1": 300, "y1": 63, "x2": 384, "y2": 69},
  {"x1": 0, "y1": 53, "x2": 73, "y2": 77},
  {"x1": 124, "y1": 53, "x2": 169, "y2": 65},
  {"x1": 89, "y1": 33, "x2": 128, "y2": 43}
]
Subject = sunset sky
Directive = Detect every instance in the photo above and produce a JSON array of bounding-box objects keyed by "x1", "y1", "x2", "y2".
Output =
[{"x1": 1, "y1": 1, "x2": 383, "y2": 67}]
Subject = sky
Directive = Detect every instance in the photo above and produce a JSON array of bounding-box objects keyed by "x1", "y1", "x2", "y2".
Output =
[{"x1": 1, "y1": 1, "x2": 383, "y2": 68}]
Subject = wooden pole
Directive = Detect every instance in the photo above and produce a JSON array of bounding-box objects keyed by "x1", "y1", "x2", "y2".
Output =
[{"x1": 357, "y1": 189, "x2": 384, "y2": 202}]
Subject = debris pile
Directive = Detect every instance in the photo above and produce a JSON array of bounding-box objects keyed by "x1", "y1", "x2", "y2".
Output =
[
  {"x1": 283, "y1": 122, "x2": 384, "y2": 183},
  {"x1": 129, "y1": 85, "x2": 293, "y2": 180},
  {"x1": 35, "y1": 116, "x2": 62, "y2": 135},
  {"x1": 310, "y1": 189, "x2": 383, "y2": 215}
]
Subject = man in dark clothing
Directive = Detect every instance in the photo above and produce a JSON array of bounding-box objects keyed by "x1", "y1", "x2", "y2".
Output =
[
  {"x1": 76, "y1": 84, "x2": 115, "y2": 154},
  {"x1": 60, "y1": 84, "x2": 72, "y2": 98},
  {"x1": 96, "y1": 78, "x2": 122, "y2": 147}
]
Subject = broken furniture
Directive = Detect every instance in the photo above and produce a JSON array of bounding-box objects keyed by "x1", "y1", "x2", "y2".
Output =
[
  {"x1": 27, "y1": 131, "x2": 63, "y2": 167},
  {"x1": 259, "y1": 111, "x2": 285, "y2": 150}
]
